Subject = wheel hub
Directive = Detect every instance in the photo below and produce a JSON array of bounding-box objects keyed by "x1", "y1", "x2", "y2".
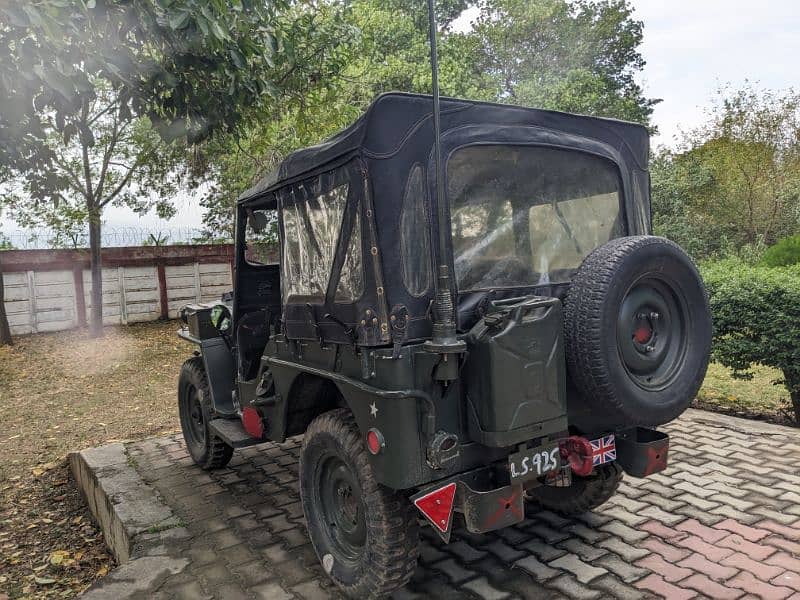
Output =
[
  {"x1": 181, "y1": 383, "x2": 206, "y2": 447},
  {"x1": 316, "y1": 456, "x2": 367, "y2": 562},
  {"x1": 616, "y1": 279, "x2": 688, "y2": 390}
]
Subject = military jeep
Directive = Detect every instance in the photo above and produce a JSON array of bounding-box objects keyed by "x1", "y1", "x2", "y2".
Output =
[{"x1": 177, "y1": 93, "x2": 711, "y2": 598}]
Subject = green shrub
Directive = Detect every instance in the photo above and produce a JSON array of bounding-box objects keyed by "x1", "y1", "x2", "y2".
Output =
[
  {"x1": 701, "y1": 259, "x2": 800, "y2": 422},
  {"x1": 760, "y1": 234, "x2": 800, "y2": 268}
]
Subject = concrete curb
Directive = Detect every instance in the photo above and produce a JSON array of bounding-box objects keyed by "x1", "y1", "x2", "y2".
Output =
[
  {"x1": 685, "y1": 407, "x2": 800, "y2": 438},
  {"x1": 68, "y1": 442, "x2": 182, "y2": 564}
]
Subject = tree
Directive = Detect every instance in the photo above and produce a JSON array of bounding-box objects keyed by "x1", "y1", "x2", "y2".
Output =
[
  {"x1": 197, "y1": 0, "x2": 657, "y2": 237},
  {"x1": 1, "y1": 0, "x2": 354, "y2": 336},
  {"x1": 3, "y1": 84, "x2": 190, "y2": 335},
  {"x1": 472, "y1": 0, "x2": 657, "y2": 124},
  {"x1": 0, "y1": 265, "x2": 10, "y2": 346},
  {"x1": 652, "y1": 85, "x2": 800, "y2": 259},
  {"x1": 0, "y1": 214, "x2": 13, "y2": 345},
  {"x1": 0, "y1": 1, "x2": 353, "y2": 166},
  {"x1": 196, "y1": 0, "x2": 489, "y2": 237}
]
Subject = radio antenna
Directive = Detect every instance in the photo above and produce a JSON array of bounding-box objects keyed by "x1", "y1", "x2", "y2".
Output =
[{"x1": 424, "y1": 0, "x2": 465, "y2": 380}]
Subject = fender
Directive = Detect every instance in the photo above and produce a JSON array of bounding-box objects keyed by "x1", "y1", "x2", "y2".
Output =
[{"x1": 179, "y1": 330, "x2": 237, "y2": 416}]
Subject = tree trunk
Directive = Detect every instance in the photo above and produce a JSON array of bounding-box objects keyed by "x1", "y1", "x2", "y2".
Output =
[
  {"x1": 0, "y1": 260, "x2": 12, "y2": 346},
  {"x1": 783, "y1": 369, "x2": 800, "y2": 424},
  {"x1": 88, "y1": 214, "x2": 104, "y2": 338}
]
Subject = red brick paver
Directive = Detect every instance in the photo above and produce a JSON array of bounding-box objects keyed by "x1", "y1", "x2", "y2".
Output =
[{"x1": 83, "y1": 409, "x2": 800, "y2": 599}]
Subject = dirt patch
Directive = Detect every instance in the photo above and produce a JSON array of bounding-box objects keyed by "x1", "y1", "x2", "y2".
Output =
[
  {"x1": 0, "y1": 320, "x2": 187, "y2": 481},
  {"x1": 49, "y1": 330, "x2": 135, "y2": 377},
  {"x1": 0, "y1": 320, "x2": 190, "y2": 599},
  {"x1": 0, "y1": 462, "x2": 113, "y2": 599}
]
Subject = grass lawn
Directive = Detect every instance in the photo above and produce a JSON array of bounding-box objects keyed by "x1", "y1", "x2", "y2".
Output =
[
  {"x1": 695, "y1": 362, "x2": 797, "y2": 426},
  {"x1": 0, "y1": 319, "x2": 796, "y2": 598}
]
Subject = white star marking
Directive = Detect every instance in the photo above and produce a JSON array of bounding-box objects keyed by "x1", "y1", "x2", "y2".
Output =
[{"x1": 369, "y1": 402, "x2": 378, "y2": 418}]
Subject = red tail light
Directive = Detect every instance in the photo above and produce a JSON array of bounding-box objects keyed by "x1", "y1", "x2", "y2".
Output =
[{"x1": 366, "y1": 428, "x2": 385, "y2": 455}]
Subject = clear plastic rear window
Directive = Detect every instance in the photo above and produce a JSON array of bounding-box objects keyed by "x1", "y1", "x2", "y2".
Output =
[{"x1": 448, "y1": 145, "x2": 624, "y2": 289}]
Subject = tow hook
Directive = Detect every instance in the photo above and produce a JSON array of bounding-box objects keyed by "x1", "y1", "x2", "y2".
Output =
[{"x1": 558, "y1": 436, "x2": 595, "y2": 476}]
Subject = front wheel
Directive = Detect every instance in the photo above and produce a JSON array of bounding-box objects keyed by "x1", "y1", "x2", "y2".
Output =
[
  {"x1": 178, "y1": 357, "x2": 233, "y2": 470},
  {"x1": 526, "y1": 463, "x2": 623, "y2": 515},
  {"x1": 300, "y1": 409, "x2": 419, "y2": 599}
]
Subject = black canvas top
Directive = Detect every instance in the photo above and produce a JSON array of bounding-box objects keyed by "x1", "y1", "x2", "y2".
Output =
[
  {"x1": 238, "y1": 92, "x2": 652, "y2": 347},
  {"x1": 237, "y1": 92, "x2": 649, "y2": 205}
]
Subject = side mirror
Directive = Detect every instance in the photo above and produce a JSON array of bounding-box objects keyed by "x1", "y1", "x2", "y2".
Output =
[
  {"x1": 248, "y1": 211, "x2": 268, "y2": 233},
  {"x1": 210, "y1": 304, "x2": 232, "y2": 334}
]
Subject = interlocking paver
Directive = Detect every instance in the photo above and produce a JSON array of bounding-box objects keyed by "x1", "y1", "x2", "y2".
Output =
[
  {"x1": 635, "y1": 554, "x2": 693, "y2": 583},
  {"x1": 592, "y1": 574, "x2": 650, "y2": 600},
  {"x1": 635, "y1": 574, "x2": 696, "y2": 600},
  {"x1": 760, "y1": 520, "x2": 800, "y2": 541},
  {"x1": 774, "y1": 572, "x2": 800, "y2": 593},
  {"x1": 729, "y1": 572, "x2": 795, "y2": 600},
  {"x1": 766, "y1": 552, "x2": 800, "y2": 573},
  {"x1": 719, "y1": 533, "x2": 779, "y2": 560},
  {"x1": 720, "y1": 552, "x2": 785, "y2": 581},
  {"x1": 676, "y1": 518, "x2": 728, "y2": 543},
  {"x1": 592, "y1": 553, "x2": 648, "y2": 584},
  {"x1": 85, "y1": 410, "x2": 800, "y2": 600},
  {"x1": 514, "y1": 555, "x2": 560, "y2": 581},
  {"x1": 677, "y1": 552, "x2": 738, "y2": 581}
]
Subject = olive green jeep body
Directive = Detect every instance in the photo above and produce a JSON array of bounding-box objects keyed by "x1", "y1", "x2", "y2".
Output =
[{"x1": 177, "y1": 93, "x2": 711, "y2": 598}]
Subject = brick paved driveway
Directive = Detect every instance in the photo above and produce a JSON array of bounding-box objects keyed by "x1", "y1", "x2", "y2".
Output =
[{"x1": 117, "y1": 410, "x2": 800, "y2": 599}]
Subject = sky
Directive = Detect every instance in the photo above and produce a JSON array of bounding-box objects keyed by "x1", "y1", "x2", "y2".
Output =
[
  {"x1": 453, "y1": 0, "x2": 800, "y2": 147},
  {"x1": 3, "y1": 1, "x2": 799, "y2": 235}
]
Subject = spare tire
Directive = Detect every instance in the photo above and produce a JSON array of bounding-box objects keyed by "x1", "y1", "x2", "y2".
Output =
[{"x1": 564, "y1": 236, "x2": 711, "y2": 426}]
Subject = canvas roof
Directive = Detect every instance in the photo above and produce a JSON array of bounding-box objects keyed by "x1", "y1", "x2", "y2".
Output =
[{"x1": 237, "y1": 92, "x2": 649, "y2": 205}]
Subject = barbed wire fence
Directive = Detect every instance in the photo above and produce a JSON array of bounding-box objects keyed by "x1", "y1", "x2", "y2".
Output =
[{"x1": 2, "y1": 226, "x2": 233, "y2": 250}]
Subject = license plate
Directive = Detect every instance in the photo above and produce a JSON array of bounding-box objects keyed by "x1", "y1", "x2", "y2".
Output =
[{"x1": 509, "y1": 443, "x2": 561, "y2": 484}]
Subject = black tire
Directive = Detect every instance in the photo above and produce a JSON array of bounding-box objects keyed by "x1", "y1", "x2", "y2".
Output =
[
  {"x1": 300, "y1": 409, "x2": 419, "y2": 599},
  {"x1": 528, "y1": 463, "x2": 623, "y2": 515},
  {"x1": 178, "y1": 357, "x2": 233, "y2": 470},
  {"x1": 564, "y1": 236, "x2": 711, "y2": 426}
]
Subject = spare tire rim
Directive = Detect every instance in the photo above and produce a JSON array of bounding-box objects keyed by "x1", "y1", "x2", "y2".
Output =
[{"x1": 616, "y1": 276, "x2": 689, "y2": 391}]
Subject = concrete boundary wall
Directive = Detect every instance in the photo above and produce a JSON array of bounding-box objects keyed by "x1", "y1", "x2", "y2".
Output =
[{"x1": 0, "y1": 245, "x2": 235, "y2": 335}]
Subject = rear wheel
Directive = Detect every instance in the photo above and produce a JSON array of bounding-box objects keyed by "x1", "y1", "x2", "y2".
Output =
[
  {"x1": 300, "y1": 409, "x2": 419, "y2": 599},
  {"x1": 178, "y1": 357, "x2": 233, "y2": 470},
  {"x1": 527, "y1": 463, "x2": 623, "y2": 515}
]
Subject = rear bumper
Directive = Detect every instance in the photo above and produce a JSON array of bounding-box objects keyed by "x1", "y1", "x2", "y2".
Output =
[{"x1": 412, "y1": 426, "x2": 669, "y2": 542}]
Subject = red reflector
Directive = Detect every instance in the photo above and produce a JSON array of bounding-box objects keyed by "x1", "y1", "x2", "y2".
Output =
[
  {"x1": 366, "y1": 429, "x2": 384, "y2": 455},
  {"x1": 242, "y1": 407, "x2": 264, "y2": 439},
  {"x1": 413, "y1": 482, "x2": 457, "y2": 533}
]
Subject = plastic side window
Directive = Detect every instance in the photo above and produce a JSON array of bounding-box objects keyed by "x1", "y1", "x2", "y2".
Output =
[
  {"x1": 335, "y1": 196, "x2": 364, "y2": 302},
  {"x1": 400, "y1": 164, "x2": 432, "y2": 296},
  {"x1": 281, "y1": 183, "x2": 349, "y2": 303}
]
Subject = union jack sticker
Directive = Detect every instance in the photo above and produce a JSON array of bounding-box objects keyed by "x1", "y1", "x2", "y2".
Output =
[{"x1": 590, "y1": 434, "x2": 616, "y2": 466}]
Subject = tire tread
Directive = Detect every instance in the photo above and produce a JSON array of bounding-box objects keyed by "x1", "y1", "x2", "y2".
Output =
[
  {"x1": 302, "y1": 409, "x2": 419, "y2": 599},
  {"x1": 179, "y1": 357, "x2": 233, "y2": 470}
]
